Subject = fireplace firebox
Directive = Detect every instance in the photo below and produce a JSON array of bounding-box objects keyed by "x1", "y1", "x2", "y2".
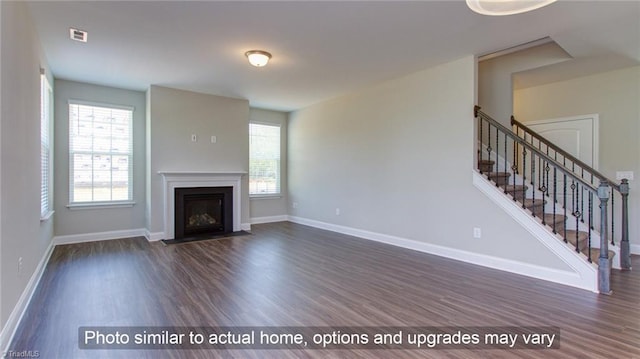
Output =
[{"x1": 174, "y1": 186, "x2": 233, "y2": 240}]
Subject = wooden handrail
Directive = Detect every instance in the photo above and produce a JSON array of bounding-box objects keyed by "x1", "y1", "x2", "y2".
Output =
[{"x1": 477, "y1": 109, "x2": 599, "y2": 192}]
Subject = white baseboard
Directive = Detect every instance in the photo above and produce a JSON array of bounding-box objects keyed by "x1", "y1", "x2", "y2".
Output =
[
  {"x1": 288, "y1": 214, "x2": 597, "y2": 292},
  {"x1": 0, "y1": 241, "x2": 55, "y2": 354},
  {"x1": 144, "y1": 230, "x2": 165, "y2": 242},
  {"x1": 241, "y1": 223, "x2": 251, "y2": 231},
  {"x1": 53, "y1": 228, "x2": 147, "y2": 245},
  {"x1": 250, "y1": 215, "x2": 289, "y2": 224},
  {"x1": 631, "y1": 243, "x2": 640, "y2": 255}
]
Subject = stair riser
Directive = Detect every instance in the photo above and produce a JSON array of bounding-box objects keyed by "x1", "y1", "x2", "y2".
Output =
[{"x1": 479, "y1": 164, "x2": 494, "y2": 173}]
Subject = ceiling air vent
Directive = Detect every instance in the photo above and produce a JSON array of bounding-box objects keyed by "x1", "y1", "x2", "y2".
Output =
[{"x1": 69, "y1": 28, "x2": 88, "y2": 42}]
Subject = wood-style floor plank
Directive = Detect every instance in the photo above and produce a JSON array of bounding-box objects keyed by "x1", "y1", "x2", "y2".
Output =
[{"x1": 8, "y1": 222, "x2": 640, "y2": 358}]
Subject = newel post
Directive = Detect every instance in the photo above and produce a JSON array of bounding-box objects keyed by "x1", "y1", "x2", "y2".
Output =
[
  {"x1": 620, "y1": 179, "x2": 631, "y2": 270},
  {"x1": 598, "y1": 181, "x2": 612, "y2": 294}
]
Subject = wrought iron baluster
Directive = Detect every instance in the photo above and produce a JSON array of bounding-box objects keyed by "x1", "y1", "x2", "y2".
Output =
[
  {"x1": 486, "y1": 123, "x2": 492, "y2": 167},
  {"x1": 513, "y1": 134, "x2": 517, "y2": 175},
  {"x1": 478, "y1": 117, "x2": 483, "y2": 172},
  {"x1": 552, "y1": 167, "x2": 557, "y2": 233},
  {"x1": 587, "y1": 191, "x2": 593, "y2": 263},
  {"x1": 581, "y1": 184, "x2": 585, "y2": 223},
  {"x1": 541, "y1": 162, "x2": 549, "y2": 224},
  {"x1": 504, "y1": 131, "x2": 507, "y2": 175},
  {"x1": 538, "y1": 155, "x2": 542, "y2": 189},
  {"x1": 545, "y1": 162, "x2": 550, "y2": 199},
  {"x1": 522, "y1": 146, "x2": 527, "y2": 207},
  {"x1": 573, "y1": 182, "x2": 581, "y2": 253},
  {"x1": 563, "y1": 174, "x2": 567, "y2": 242},
  {"x1": 531, "y1": 154, "x2": 536, "y2": 213},
  {"x1": 610, "y1": 191, "x2": 615, "y2": 245}
]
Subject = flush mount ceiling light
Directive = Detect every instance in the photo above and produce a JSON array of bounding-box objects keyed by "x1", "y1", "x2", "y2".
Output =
[
  {"x1": 466, "y1": 0, "x2": 557, "y2": 16},
  {"x1": 245, "y1": 50, "x2": 272, "y2": 67}
]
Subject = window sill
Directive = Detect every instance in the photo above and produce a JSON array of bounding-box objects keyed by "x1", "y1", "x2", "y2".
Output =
[
  {"x1": 250, "y1": 194, "x2": 283, "y2": 200},
  {"x1": 67, "y1": 201, "x2": 136, "y2": 210},
  {"x1": 40, "y1": 210, "x2": 54, "y2": 222}
]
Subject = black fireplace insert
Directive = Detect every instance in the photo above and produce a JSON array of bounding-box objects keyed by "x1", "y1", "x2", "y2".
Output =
[{"x1": 174, "y1": 186, "x2": 233, "y2": 239}]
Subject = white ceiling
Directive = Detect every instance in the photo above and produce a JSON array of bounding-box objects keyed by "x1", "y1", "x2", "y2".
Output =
[{"x1": 27, "y1": 1, "x2": 640, "y2": 112}]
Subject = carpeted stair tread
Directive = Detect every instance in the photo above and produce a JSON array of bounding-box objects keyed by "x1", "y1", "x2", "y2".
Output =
[
  {"x1": 478, "y1": 160, "x2": 495, "y2": 173},
  {"x1": 487, "y1": 172, "x2": 511, "y2": 185},
  {"x1": 562, "y1": 230, "x2": 590, "y2": 251},
  {"x1": 522, "y1": 199, "x2": 546, "y2": 212},
  {"x1": 502, "y1": 185, "x2": 528, "y2": 200},
  {"x1": 584, "y1": 248, "x2": 616, "y2": 262},
  {"x1": 543, "y1": 214, "x2": 566, "y2": 227},
  {"x1": 502, "y1": 184, "x2": 527, "y2": 192},
  {"x1": 523, "y1": 198, "x2": 547, "y2": 216}
]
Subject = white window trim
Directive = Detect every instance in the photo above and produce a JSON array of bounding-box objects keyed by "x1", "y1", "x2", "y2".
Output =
[
  {"x1": 250, "y1": 194, "x2": 283, "y2": 200},
  {"x1": 249, "y1": 122, "x2": 282, "y2": 197},
  {"x1": 68, "y1": 100, "x2": 135, "y2": 207},
  {"x1": 66, "y1": 201, "x2": 136, "y2": 210}
]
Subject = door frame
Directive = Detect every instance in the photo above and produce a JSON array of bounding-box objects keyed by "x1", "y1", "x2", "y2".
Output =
[{"x1": 526, "y1": 114, "x2": 599, "y2": 170}]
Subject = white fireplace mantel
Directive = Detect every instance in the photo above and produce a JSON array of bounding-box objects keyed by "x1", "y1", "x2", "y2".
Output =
[{"x1": 159, "y1": 171, "x2": 246, "y2": 239}]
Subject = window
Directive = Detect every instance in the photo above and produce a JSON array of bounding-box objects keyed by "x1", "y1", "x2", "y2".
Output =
[
  {"x1": 40, "y1": 72, "x2": 53, "y2": 219},
  {"x1": 68, "y1": 101, "x2": 133, "y2": 205},
  {"x1": 249, "y1": 123, "x2": 281, "y2": 196}
]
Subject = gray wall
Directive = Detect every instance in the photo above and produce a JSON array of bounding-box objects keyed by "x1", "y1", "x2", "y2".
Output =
[
  {"x1": 478, "y1": 42, "x2": 571, "y2": 126},
  {"x1": 514, "y1": 65, "x2": 640, "y2": 250},
  {"x1": 249, "y1": 108, "x2": 289, "y2": 220},
  {"x1": 288, "y1": 56, "x2": 570, "y2": 270},
  {"x1": 0, "y1": 1, "x2": 52, "y2": 329},
  {"x1": 53, "y1": 80, "x2": 146, "y2": 236},
  {"x1": 146, "y1": 86, "x2": 250, "y2": 236}
]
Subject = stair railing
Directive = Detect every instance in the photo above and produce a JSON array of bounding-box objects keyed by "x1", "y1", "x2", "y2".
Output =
[
  {"x1": 511, "y1": 116, "x2": 631, "y2": 272},
  {"x1": 474, "y1": 106, "x2": 625, "y2": 294}
]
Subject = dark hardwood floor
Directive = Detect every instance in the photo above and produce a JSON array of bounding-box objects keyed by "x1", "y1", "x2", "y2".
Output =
[{"x1": 8, "y1": 222, "x2": 640, "y2": 358}]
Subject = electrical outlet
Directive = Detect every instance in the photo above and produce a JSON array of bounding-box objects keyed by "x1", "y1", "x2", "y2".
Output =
[
  {"x1": 335, "y1": 208, "x2": 341, "y2": 216},
  {"x1": 473, "y1": 227, "x2": 482, "y2": 239},
  {"x1": 191, "y1": 134, "x2": 197, "y2": 142},
  {"x1": 18, "y1": 257, "x2": 23, "y2": 275},
  {"x1": 211, "y1": 135, "x2": 217, "y2": 143},
  {"x1": 292, "y1": 202, "x2": 298, "y2": 209}
]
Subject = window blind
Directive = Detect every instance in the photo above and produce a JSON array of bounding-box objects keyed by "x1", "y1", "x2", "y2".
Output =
[
  {"x1": 249, "y1": 123, "x2": 281, "y2": 195},
  {"x1": 40, "y1": 74, "x2": 53, "y2": 218},
  {"x1": 69, "y1": 102, "x2": 133, "y2": 204}
]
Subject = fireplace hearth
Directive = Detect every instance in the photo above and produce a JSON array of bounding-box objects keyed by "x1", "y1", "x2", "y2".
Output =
[{"x1": 174, "y1": 186, "x2": 233, "y2": 240}]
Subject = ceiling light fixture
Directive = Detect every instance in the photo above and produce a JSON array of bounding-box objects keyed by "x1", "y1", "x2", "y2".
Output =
[
  {"x1": 466, "y1": 0, "x2": 557, "y2": 16},
  {"x1": 245, "y1": 50, "x2": 272, "y2": 67}
]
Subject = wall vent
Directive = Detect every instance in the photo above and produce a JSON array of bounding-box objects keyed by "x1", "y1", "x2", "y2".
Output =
[{"x1": 69, "y1": 28, "x2": 88, "y2": 42}]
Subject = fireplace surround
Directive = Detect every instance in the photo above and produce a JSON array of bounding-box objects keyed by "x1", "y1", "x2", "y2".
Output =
[{"x1": 159, "y1": 172, "x2": 245, "y2": 240}]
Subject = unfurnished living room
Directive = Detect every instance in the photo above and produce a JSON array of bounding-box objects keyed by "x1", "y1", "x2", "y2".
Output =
[{"x1": 1, "y1": 1, "x2": 639, "y2": 358}]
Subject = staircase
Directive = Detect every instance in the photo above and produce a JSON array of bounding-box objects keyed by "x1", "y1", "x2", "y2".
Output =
[
  {"x1": 474, "y1": 106, "x2": 631, "y2": 294},
  {"x1": 479, "y1": 158, "x2": 616, "y2": 263}
]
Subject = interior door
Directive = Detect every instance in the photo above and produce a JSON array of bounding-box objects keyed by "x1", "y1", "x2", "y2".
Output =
[{"x1": 526, "y1": 114, "x2": 599, "y2": 169}]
